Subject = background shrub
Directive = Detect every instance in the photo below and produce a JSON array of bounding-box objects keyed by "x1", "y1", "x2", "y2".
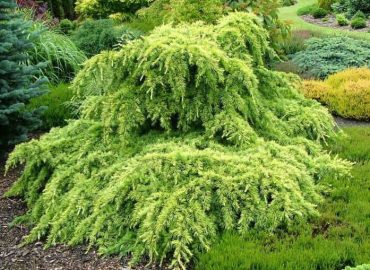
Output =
[
  {"x1": 318, "y1": 0, "x2": 336, "y2": 11},
  {"x1": 29, "y1": 22, "x2": 86, "y2": 83},
  {"x1": 301, "y1": 80, "x2": 330, "y2": 101},
  {"x1": 312, "y1": 7, "x2": 329, "y2": 18},
  {"x1": 281, "y1": 0, "x2": 296, "y2": 7},
  {"x1": 59, "y1": 18, "x2": 76, "y2": 34},
  {"x1": 71, "y1": 19, "x2": 140, "y2": 56},
  {"x1": 336, "y1": 14, "x2": 349, "y2": 26},
  {"x1": 352, "y1": 11, "x2": 367, "y2": 20},
  {"x1": 137, "y1": 0, "x2": 225, "y2": 25},
  {"x1": 292, "y1": 37, "x2": 370, "y2": 79},
  {"x1": 351, "y1": 17, "x2": 367, "y2": 29},
  {"x1": 27, "y1": 84, "x2": 75, "y2": 130},
  {"x1": 75, "y1": 0, "x2": 152, "y2": 18},
  {"x1": 301, "y1": 68, "x2": 370, "y2": 120},
  {"x1": 297, "y1": 4, "x2": 318, "y2": 16},
  {"x1": 345, "y1": 0, "x2": 370, "y2": 17}
]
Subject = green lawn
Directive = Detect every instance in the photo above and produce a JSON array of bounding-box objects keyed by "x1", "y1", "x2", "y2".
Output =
[
  {"x1": 279, "y1": 0, "x2": 370, "y2": 40},
  {"x1": 196, "y1": 126, "x2": 370, "y2": 270}
]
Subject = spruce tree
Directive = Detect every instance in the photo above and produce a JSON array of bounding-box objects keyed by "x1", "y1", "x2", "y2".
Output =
[{"x1": 0, "y1": 0, "x2": 46, "y2": 150}]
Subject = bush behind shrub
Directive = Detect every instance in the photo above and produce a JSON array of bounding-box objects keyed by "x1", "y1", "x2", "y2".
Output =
[
  {"x1": 71, "y1": 19, "x2": 141, "y2": 56},
  {"x1": 301, "y1": 68, "x2": 370, "y2": 120},
  {"x1": 336, "y1": 14, "x2": 349, "y2": 26},
  {"x1": 27, "y1": 84, "x2": 75, "y2": 130},
  {"x1": 312, "y1": 7, "x2": 329, "y2": 18},
  {"x1": 351, "y1": 17, "x2": 367, "y2": 29},
  {"x1": 297, "y1": 4, "x2": 318, "y2": 16},
  {"x1": 292, "y1": 37, "x2": 370, "y2": 79}
]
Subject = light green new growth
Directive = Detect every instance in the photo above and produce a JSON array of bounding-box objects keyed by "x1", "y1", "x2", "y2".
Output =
[{"x1": 6, "y1": 12, "x2": 350, "y2": 269}]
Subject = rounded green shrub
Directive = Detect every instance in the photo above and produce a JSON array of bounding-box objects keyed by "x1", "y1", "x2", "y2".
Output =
[
  {"x1": 281, "y1": 0, "x2": 296, "y2": 6},
  {"x1": 351, "y1": 17, "x2": 367, "y2": 29},
  {"x1": 312, "y1": 7, "x2": 329, "y2": 18},
  {"x1": 75, "y1": 0, "x2": 152, "y2": 18},
  {"x1": 302, "y1": 68, "x2": 370, "y2": 120},
  {"x1": 336, "y1": 14, "x2": 349, "y2": 26},
  {"x1": 318, "y1": 0, "x2": 336, "y2": 11},
  {"x1": 352, "y1": 10, "x2": 367, "y2": 19},
  {"x1": 297, "y1": 4, "x2": 318, "y2": 16},
  {"x1": 59, "y1": 19, "x2": 75, "y2": 34},
  {"x1": 5, "y1": 13, "x2": 349, "y2": 269},
  {"x1": 27, "y1": 84, "x2": 75, "y2": 130},
  {"x1": 71, "y1": 19, "x2": 140, "y2": 56},
  {"x1": 292, "y1": 37, "x2": 370, "y2": 79}
]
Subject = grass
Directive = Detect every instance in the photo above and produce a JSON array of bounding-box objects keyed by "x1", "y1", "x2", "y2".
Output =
[
  {"x1": 279, "y1": 0, "x2": 370, "y2": 41},
  {"x1": 196, "y1": 126, "x2": 370, "y2": 270}
]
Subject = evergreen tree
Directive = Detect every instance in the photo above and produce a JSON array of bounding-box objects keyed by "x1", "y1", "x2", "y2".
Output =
[{"x1": 0, "y1": 0, "x2": 46, "y2": 150}]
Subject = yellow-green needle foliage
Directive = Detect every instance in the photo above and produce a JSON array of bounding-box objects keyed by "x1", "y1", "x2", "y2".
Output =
[{"x1": 6, "y1": 13, "x2": 350, "y2": 269}]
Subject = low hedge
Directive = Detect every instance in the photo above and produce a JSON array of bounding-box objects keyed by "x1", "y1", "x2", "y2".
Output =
[{"x1": 301, "y1": 68, "x2": 370, "y2": 120}]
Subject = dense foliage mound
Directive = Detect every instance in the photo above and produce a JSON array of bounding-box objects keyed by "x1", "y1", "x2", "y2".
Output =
[
  {"x1": 302, "y1": 68, "x2": 370, "y2": 120},
  {"x1": 71, "y1": 19, "x2": 142, "y2": 56},
  {"x1": 27, "y1": 83, "x2": 75, "y2": 129},
  {"x1": 292, "y1": 37, "x2": 370, "y2": 79},
  {"x1": 0, "y1": 0, "x2": 46, "y2": 149},
  {"x1": 6, "y1": 13, "x2": 349, "y2": 269}
]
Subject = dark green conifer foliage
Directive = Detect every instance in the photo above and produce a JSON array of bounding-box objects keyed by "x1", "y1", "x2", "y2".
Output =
[
  {"x1": 6, "y1": 13, "x2": 350, "y2": 269},
  {"x1": 0, "y1": 0, "x2": 46, "y2": 149}
]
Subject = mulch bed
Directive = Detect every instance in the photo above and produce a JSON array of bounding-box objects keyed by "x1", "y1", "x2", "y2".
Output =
[{"x1": 301, "y1": 14, "x2": 370, "y2": 33}]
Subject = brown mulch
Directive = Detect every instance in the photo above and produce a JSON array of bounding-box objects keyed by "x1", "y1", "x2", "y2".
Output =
[
  {"x1": 301, "y1": 14, "x2": 370, "y2": 33},
  {"x1": 0, "y1": 155, "x2": 128, "y2": 270}
]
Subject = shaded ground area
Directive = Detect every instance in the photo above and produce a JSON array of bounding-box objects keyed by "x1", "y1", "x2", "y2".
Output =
[{"x1": 335, "y1": 116, "x2": 370, "y2": 127}]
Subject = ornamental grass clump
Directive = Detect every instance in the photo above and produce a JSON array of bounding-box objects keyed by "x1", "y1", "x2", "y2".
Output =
[{"x1": 5, "y1": 13, "x2": 350, "y2": 269}]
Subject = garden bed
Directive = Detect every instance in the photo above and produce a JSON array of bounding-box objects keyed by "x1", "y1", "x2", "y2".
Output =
[{"x1": 301, "y1": 14, "x2": 370, "y2": 32}]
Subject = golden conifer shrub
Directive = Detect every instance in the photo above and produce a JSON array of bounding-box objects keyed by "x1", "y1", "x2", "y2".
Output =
[
  {"x1": 6, "y1": 13, "x2": 350, "y2": 269},
  {"x1": 301, "y1": 68, "x2": 370, "y2": 120}
]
